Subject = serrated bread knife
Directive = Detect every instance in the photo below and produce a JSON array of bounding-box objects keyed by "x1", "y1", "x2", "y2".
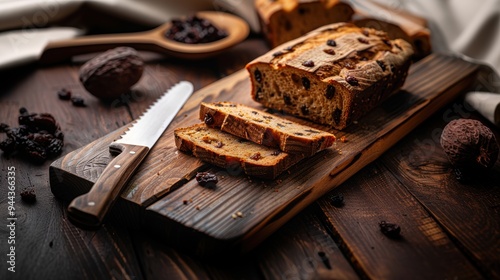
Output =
[{"x1": 68, "y1": 81, "x2": 194, "y2": 228}]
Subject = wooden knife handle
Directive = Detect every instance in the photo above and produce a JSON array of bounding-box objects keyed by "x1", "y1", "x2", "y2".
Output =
[{"x1": 68, "y1": 143, "x2": 149, "y2": 228}]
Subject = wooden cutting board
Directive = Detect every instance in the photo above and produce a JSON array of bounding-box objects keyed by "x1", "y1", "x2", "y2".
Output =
[{"x1": 50, "y1": 54, "x2": 479, "y2": 257}]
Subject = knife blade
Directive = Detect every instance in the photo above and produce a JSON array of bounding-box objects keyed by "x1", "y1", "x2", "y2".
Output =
[{"x1": 67, "y1": 81, "x2": 194, "y2": 228}]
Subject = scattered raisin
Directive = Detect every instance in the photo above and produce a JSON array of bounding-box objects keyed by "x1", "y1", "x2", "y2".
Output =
[
  {"x1": 376, "y1": 60, "x2": 386, "y2": 71},
  {"x1": 453, "y1": 168, "x2": 472, "y2": 183},
  {"x1": 302, "y1": 60, "x2": 314, "y2": 67},
  {"x1": 214, "y1": 141, "x2": 224, "y2": 148},
  {"x1": 323, "y1": 48, "x2": 336, "y2": 55},
  {"x1": 300, "y1": 105, "x2": 309, "y2": 115},
  {"x1": 165, "y1": 15, "x2": 228, "y2": 44},
  {"x1": 382, "y1": 39, "x2": 392, "y2": 47},
  {"x1": 294, "y1": 132, "x2": 304, "y2": 136},
  {"x1": 302, "y1": 77, "x2": 310, "y2": 90},
  {"x1": 326, "y1": 39, "x2": 336, "y2": 47},
  {"x1": 20, "y1": 188, "x2": 36, "y2": 204},
  {"x1": 346, "y1": 75, "x2": 359, "y2": 86},
  {"x1": 357, "y1": 37, "x2": 369, "y2": 44},
  {"x1": 71, "y1": 97, "x2": 86, "y2": 107},
  {"x1": 395, "y1": 44, "x2": 402, "y2": 50},
  {"x1": 333, "y1": 108, "x2": 342, "y2": 124},
  {"x1": 195, "y1": 171, "x2": 218, "y2": 188},
  {"x1": 318, "y1": 252, "x2": 332, "y2": 270},
  {"x1": 254, "y1": 69, "x2": 262, "y2": 83},
  {"x1": 271, "y1": 150, "x2": 281, "y2": 156},
  {"x1": 284, "y1": 94, "x2": 292, "y2": 105},
  {"x1": 204, "y1": 113, "x2": 215, "y2": 125},
  {"x1": 325, "y1": 85, "x2": 336, "y2": 99},
  {"x1": 0, "y1": 108, "x2": 64, "y2": 163},
  {"x1": 0, "y1": 123, "x2": 9, "y2": 133},
  {"x1": 47, "y1": 138, "x2": 63, "y2": 155},
  {"x1": 379, "y1": 221, "x2": 401, "y2": 238},
  {"x1": 362, "y1": 29, "x2": 370, "y2": 37},
  {"x1": 390, "y1": 64, "x2": 396, "y2": 73},
  {"x1": 272, "y1": 51, "x2": 283, "y2": 57},
  {"x1": 57, "y1": 88, "x2": 72, "y2": 100},
  {"x1": 250, "y1": 152, "x2": 262, "y2": 160},
  {"x1": 328, "y1": 193, "x2": 344, "y2": 207}
]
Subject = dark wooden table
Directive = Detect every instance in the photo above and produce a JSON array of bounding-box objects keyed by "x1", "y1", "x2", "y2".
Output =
[{"x1": 1, "y1": 36, "x2": 499, "y2": 280}]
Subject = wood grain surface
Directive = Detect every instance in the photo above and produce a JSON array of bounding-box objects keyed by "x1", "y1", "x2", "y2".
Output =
[
  {"x1": 1, "y1": 35, "x2": 499, "y2": 279},
  {"x1": 49, "y1": 54, "x2": 481, "y2": 257}
]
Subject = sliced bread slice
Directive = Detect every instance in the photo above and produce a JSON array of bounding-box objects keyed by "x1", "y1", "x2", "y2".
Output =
[
  {"x1": 174, "y1": 123, "x2": 305, "y2": 179},
  {"x1": 200, "y1": 101, "x2": 335, "y2": 156}
]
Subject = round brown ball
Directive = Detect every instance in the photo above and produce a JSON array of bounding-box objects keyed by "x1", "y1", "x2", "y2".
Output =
[
  {"x1": 440, "y1": 119, "x2": 499, "y2": 170},
  {"x1": 79, "y1": 47, "x2": 144, "y2": 100}
]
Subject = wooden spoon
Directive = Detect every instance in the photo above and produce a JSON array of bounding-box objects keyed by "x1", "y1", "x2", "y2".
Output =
[{"x1": 39, "y1": 11, "x2": 250, "y2": 63}]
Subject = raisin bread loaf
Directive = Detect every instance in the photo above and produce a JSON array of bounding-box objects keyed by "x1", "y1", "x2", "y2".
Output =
[
  {"x1": 200, "y1": 101, "x2": 335, "y2": 156},
  {"x1": 255, "y1": 0, "x2": 354, "y2": 47},
  {"x1": 246, "y1": 22, "x2": 414, "y2": 130},
  {"x1": 174, "y1": 124, "x2": 305, "y2": 179}
]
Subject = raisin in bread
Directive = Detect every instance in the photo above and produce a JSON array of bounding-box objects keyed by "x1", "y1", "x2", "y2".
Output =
[
  {"x1": 174, "y1": 124, "x2": 305, "y2": 179},
  {"x1": 255, "y1": 0, "x2": 354, "y2": 47},
  {"x1": 200, "y1": 101, "x2": 335, "y2": 156},
  {"x1": 246, "y1": 22, "x2": 414, "y2": 130}
]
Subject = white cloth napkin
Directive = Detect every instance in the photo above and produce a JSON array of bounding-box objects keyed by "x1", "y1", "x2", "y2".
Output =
[{"x1": 357, "y1": 0, "x2": 500, "y2": 126}]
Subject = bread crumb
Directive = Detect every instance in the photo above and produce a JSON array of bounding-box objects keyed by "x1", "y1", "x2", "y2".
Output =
[
  {"x1": 231, "y1": 213, "x2": 237, "y2": 219},
  {"x1": 196, "y1": 206, "x2": 200, "y2": 210},
  {"x1": 340, "y1": 136, "x2": 347, "y2": 143},
  {"x1": 236, "y1": 211, "x2": 243, "y2": 217},
  {"x1": 183, "y1": 200, "x2": 188, "y2": 205}
]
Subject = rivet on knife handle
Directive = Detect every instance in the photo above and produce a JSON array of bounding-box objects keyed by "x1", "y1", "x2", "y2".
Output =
[{"x1": 68, "y1": 143, "x2": 149, "y2": 228}]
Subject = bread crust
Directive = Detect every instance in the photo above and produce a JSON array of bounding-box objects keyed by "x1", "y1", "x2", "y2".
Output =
[
  {"x1": 246, "y1": 22, "x2": 414, "y2": 130},
  {"x1": 199, "y1": 101, "x2": 335, "y2": 156},
  {"x1": 255, "y1": 0, "x2": 354, "y2": 47}
]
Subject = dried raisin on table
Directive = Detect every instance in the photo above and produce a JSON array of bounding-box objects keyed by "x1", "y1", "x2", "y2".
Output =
[
  {"x1": 195, "y1": 172, "x2": 218, "y2": 188},
  {"x1": 57, "y1": 88, "x2": 72, "y2": 100},
  {"x1": 328, "y1": 193, "x2": 344, "y2": 207},
  {"x1": 379, "y1": 221, "x2": 401, "y2": 238},
  {"x1": 0, "y1": 108, "x2": 64, "y2": 163},
  {"x1": 71, "y1": 97, "x2": 86, "y2": 107},
  {"x1": 20, "y1": 188, "x2": 36, "y2": 204}
]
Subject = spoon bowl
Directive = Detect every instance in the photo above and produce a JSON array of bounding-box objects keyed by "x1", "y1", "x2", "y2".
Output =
[{"x1": 39, "y1": 11, "x2": 250, "y2": 63}]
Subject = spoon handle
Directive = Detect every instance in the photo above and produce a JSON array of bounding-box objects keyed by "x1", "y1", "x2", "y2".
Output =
[{"x1": 39, "y1": 32, "x2": 163, "y2": 64}]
